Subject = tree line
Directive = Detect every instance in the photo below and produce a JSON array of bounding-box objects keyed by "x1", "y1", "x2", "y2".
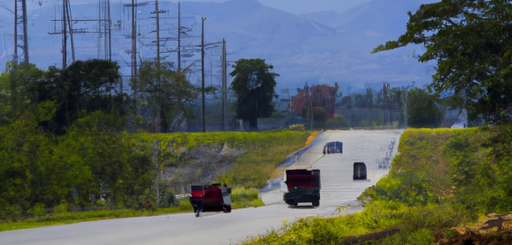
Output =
[
  {"x1": 0, "y1": 60, "x2": 167, "y2": 220},
  {"x1": 290, "y1": 82, "x2": 444, "y2": 129}
]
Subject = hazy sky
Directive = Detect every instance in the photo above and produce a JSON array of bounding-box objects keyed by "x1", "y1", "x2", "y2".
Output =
[
  {"x1": 1, "y1": 0, "x2": 372, "y2": 15},
  {"x1": 257, "y1": 0, "x2": 373, "y2": 14},
  {"x1": 167, "y1": 0, "x2": 373, "y2": 14}
]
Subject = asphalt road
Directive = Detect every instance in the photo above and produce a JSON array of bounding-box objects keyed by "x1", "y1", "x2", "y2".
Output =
[{"x1": 0, "y1": 129, "x2": 403, "y2": 245}]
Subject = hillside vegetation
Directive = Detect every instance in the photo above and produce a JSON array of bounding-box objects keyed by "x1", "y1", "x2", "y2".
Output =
[
  {"x1": 140, "y1": 130, "x2": 316, "y2": 191},
  {"x1": 242, "y1": 127, "x2": 512, "y2": 244},
  {"x1": 0, "y1": 111, "x2": 316, "y2": 230}
]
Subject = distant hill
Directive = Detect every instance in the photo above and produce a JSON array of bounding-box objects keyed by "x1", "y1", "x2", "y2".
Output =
[{"x1": 0, "y1": 0, "x2": 438, "y2": 96}]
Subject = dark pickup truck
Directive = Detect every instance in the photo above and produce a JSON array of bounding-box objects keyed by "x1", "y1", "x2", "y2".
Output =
[{"x1": 283, "y1": 169, "x2": 321, "y2": 207}]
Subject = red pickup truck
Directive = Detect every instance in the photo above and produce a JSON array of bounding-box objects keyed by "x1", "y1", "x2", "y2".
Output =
[{"x1": 189, "y1": 183, "x2": 232, "y2": 217}]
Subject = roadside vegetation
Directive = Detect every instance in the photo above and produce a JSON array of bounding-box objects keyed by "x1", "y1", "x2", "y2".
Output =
[
  {"x1": 241, "y1": 127, "x2": 512, "y2": 244},
  {"x1": 0, "y1": 187, "x2": 262, "y2": 232},
  {"x1": 0, "y1": 123, "x2": 315, "y2": 231},
  {"x1": 0, "y1": 58, "x2": 320, "y2": 231}
]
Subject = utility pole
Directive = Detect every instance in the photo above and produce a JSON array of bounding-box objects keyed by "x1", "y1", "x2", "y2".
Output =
[
  {"x1": 99, "y1": 0, "x2": 112, "y2": 61},
  {"x1": 62, "y1": 0, "x2": 67, "y2": 69},
  {"x1": 22, "y1": 0, "x2": 28, "y2": 67},
  {"x1": 201, "y1": 17, "x2": 206, "y2": 132},
  {"x1": 131, "y1": 0, "x2": 137, "y2": 79},
  {"x1": 177, "y1": 2, "x2": 181, "y2": 73},
  {"x1": 156, "y1": 0, "x2": 162, "y2": 132},
  {"x1": 222, "y1": 38, "x2": 227, "y2": 131},
  {"x1": 108, "y1": 0, "x2": 112, "y2": 61},
  {"x1": 156, "y1": 0, "x2": 160, "y2": 72},
  {"x1": 14, "y1": 0, "x2": 18, "y2": 65}
]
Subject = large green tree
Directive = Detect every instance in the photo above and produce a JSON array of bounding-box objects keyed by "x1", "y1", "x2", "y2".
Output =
[
  {"x1": 130, "y1": 60, "x2": 198, "y2": 132},
  {"x1": 406, "y1": 87, "x2": 444, "y2": 128},
  {"x1": 229, "y1": 59, "x2": 278, "y2": 130},
  {"x1": 0, "y1": 62, "x2": 45, "y2": 125},
  {"x1": 30, "y1": 59, "x2": 129, "y2": 134},
  {"x1": 373, "y1": 0, "x2": 512, "y2": 124}
]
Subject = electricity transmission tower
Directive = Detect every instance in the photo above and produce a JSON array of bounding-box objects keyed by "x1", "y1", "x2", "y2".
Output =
[
  {"x1": 50, "y1": 0, "x2": 115, "y2": 69},
  {"x1": 49, "y1": 0, "x2": 74, "y2": 69},
  {"x1": 14, "y1": 0, "x2": 29, "y2": 67}
]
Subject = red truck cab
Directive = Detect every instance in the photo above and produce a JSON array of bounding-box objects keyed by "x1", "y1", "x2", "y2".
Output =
[{"x1": 190, "y1": 183, "x2": 232, "y2": 217}]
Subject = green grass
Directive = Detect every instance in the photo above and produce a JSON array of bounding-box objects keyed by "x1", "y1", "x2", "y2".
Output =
[
  {"x1": 0, "y1": 189, "x2": 264, "y2": 232},
  {"x1": 230, "y1": 188, "x2": 265, "y2": 209},
  {"x1": 141, "y1": 130, "x2": 313, "y2": 188},
  {"x1": 0, "y1": 206, "x2": 190, "y2": 232}
]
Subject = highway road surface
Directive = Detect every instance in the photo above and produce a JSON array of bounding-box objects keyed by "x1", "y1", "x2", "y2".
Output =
[{"x1": 0, "y1": 129, "x2": 403, "y2": 245}]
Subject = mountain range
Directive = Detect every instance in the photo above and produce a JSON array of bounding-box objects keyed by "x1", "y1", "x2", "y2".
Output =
[{"x1": 0, "y1": 0, "x2": 438, "y2": 97}]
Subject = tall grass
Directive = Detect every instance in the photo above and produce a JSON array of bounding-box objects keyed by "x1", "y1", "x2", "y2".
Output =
[{"x1": 230, "y1": 188, "x2": 265, "y2": 209}]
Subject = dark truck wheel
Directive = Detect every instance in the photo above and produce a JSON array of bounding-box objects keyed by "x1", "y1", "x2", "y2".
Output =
[{"x1": 312, "y1": 198, "x2": 320, "y2": 207}]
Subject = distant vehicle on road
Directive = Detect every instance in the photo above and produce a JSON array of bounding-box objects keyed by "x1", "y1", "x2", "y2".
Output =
[
  {"x1": 323, "y1": 141, "x2": 343, "y2": 154},
  {"x1": 283, "y1": 169, "x2": 321, "y2": 207},
  {"x1": 353, "y1": 162, "x2": 367, "y2": 180},
  {"x1": 189, "y1": 183, "x2": 232, "y2": 217}
]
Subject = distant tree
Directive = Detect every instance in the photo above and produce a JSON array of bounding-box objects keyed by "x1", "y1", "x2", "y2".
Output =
[
  {"x1": 291, "y1": 82, "x2": 339, "y2": 121},
  {"x1": 229, "y1": 59, "x2": 278, "y2": 130},
  {"x1": 352, "y1": 94, "x2": 366, "y2": 108},
  {"x1": 406, "y1": 87, "x2": 444, "y2": 128},
  {"x1": 0, "y1": 102, "x2": 55, "y2": 220},
  {"x1": 339, "y1": 96, "x2": 352, "y2": 109},
  {"x1": 0, "y1": 62, "x2": 45, "y2": 125},
  {"x1": 376, "y1": 83, "x2": 406, "y2": 126},
  {"x1": 130, "y1": 60, "x2": 198, "y2": 132},
  {"x1": 365, "y1": 87, "x2": 374, "y2": 109},
  {"x1": 30, "y1": 59, "x2": 129, "y2": 134},
  {"x1": 372, "y1": 0, "x2": 512, "y2": 124},
  {"x1": 325, "y1": 115, "x2": 350, "y2": 130}
]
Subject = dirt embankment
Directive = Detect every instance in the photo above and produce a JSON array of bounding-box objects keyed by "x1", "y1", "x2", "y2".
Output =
[{"x1": 163, "y1": 142, "x2": 245, "y2": 194}]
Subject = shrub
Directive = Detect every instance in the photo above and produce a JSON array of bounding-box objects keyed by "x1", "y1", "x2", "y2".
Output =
[
  {"x1": 289, "y1": 124, "x2": 305, "y2": 131},
  {"x1": 230, "y1": 188, "x2": 264, "y2": 209},
  {"x1": 28, "y1": 203, "x2": 45, "y2": 217},
  {"x1": 177, "y1": 198, "x2": 193, "y2": 211},
  {"x1": 53, "y1": 200, "x2": 69, "y2": 214},
  {"x1": 324, "y1": 115, "x2": 350, "y2": 129}
]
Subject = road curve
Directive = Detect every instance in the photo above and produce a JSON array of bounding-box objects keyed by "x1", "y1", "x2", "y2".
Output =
[{"x1": 0, "y1": 130, "x2": 403, "y2": 245}]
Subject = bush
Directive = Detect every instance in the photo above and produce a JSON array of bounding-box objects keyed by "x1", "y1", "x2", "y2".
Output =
[
  {"x1": 177, "y1": 198, "x2": 193, "y2": 211},
  {"x1": 324, "y1": 115, "x2": 350, "y2": 129},
  {"x1": 289, "y1": 124, "x2": 305, "y2": 131},
  {"x1": 230, "y1": 188, "x2": 264, "y2": 209},
  {"x1": 53, "y1": 200, "x2": 69, "y2": 214},
  {"x1": 28, "y1": 203, "x2": 45, "y2": 217}
]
